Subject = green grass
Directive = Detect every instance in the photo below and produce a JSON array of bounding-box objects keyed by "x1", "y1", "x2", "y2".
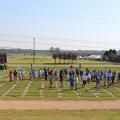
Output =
[
  {"x1": 1, "y1": 63, "x2": 120, "y2": 100},
  {"x1": 28, "y1": 80, "x2": 41, "y2": 96},
  {"x1": 8, "y1": 55, "x2": 113, "y2": 65},
  {"x1": 1, "y1": 74, "x2": 120, "y2": 100},
  {"x1": 7, "y1": 80, "x2": 29, "y2": 97},
  {"x1": 0, "y1": 110, "x2": 120, "y2": 120},
  {"x1": 44, "y1": 80, "x2": 58, "y2": 97},
  {"x1": 0, "y1": 81, "x2": 13, "y2": 96}
]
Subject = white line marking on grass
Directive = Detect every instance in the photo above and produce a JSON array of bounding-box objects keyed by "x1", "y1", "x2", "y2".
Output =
[
  {"x1": 102, "y1": 88, "x2": 116, "y2": 98},
  {"x1": 0, "y1": 83, "x2": 5, "y2": 88},
  {"x1": 22, "y1": 81, "x2": 32, "y2": 96},
  {"x1": 85, "y1": 86, "x2": 96, "y2": 97},
  {"x1": 40, "y1": 80, "x2": 45, "y2": 97},
  {"x1": 55, "y1": 81, "x2": 63, "y2": 97},
  {"x1": 2, "y1": 84, "x2": 17, "y2": 97},
  {"x1": 0, "y1": 74, "x2": 8, "y2": 79},
  {"x1": 115, "y1": 87, "x2": 120, "y2": 91}
]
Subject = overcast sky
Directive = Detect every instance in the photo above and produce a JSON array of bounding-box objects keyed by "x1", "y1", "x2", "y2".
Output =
[{"x1": 0, "y1": 0, "x2": 120, "y2": 50}]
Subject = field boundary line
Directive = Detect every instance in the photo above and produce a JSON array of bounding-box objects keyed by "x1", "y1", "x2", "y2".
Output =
[
  {"x1": 115, "y1": 87, "x2": 120, "y2": 91},
  {"x1": 102, "y1": 88, "x2": 116, "y2": 98},
  {"x1": 22, "y1": 81, "x2": 32, "y2": 96},
  {"x1": 40, "y1": 80, "x2": 45, "y2": 97},
  {"x1": 55, "y1": 81, "x2": 63, "y2": 97},
  {"x1": 0, "y1": 83, "x2": 5, "y2": 88},
  {"x1": 2, "y1": 84, "x2": 17, "y2": 97}
]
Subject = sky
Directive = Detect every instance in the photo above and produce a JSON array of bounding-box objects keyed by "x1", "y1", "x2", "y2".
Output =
[{"x1": 0, "y1": 0, "x2": 120, "y2": 50}]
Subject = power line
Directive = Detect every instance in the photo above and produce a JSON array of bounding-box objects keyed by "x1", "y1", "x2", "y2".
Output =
[
  {"x1": 1, "y1": 33, "x2": 120, "y2": 45},
  {"x1": 0, "y1": 38, "x2": 119, "y2": 50},
  {"x1": 0, "y1": 39, "x2": 32, "y2": 44}
]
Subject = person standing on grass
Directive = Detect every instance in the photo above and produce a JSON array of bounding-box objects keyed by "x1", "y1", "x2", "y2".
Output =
[
  {"x1": 95, "y1": 73, "x2": 101, "y2": 91},
  {"x1": 44, "y1": 68, "x2": 48, "y2": 80},
  {"x1": 103, "y1": 70, "x2": 107, "y2": 87},
  {"x1": 76, "y1": 68, "x2": 80, "y2": 81},
  {"x1": 69, "y1": 68, "x2": 74, "y2": 77},
  {"x1": 29, "y1": 69, "x2": 32, "y2": 80},
  {"x1": 91, "y1": 70, "x2": 94, "y2": 81},
  {"x1": 54, "y1": 69, "x2": 58, "y2": 81},
  {"x1": 82, "y1": 74, "x2": 88, "y2": 88},
  {"x1": 117, "y1": 72, "x2": 120, "y2": 84},
  {"x1": 22, "y1": 69, "x2": 25, "y2": 80},
  {"x1": 94, "y1": 70, "x2": 97, "y2": 82},
  {"x1": 13, "y1": 70, "x2": 18, "y2": 84},
  {"x1": 100, "y1": 70, "x2": 103, "y2": 80},
  {"x1": 80, "y1": 70, "x2": 83, "y2": 80},
  {"x1": 18, "y1": 69, "x2": 22, "y2": 80},
  {"x1": 38, "y1": 68, "x2": 42, "y2": 80},
  {"x1": 42, "y1": 69, "x2": 45, "y2": 79},
  {"x1": 9, "y1": 70, "x2": 13, "y2": 82},
  {"x1": 69, "y1": 76, "x2": 75, "y2": 90},
  {"x1": 74, "y1": 75, "x2": 79, "y2": 90},
  {"x1": 32, "y1": 69, "x2": 36, "y2": 80},
  {"x1": 112, "y1": 71, "x2": 116, "y2": 85},
  {"x1": 59, "y1": 69, "x2": 64, "y2": 88},
  {"x1": 108, "y1": 71, "x2": 112, "y2": 87},
  {"x1": 87, "y1": 72, "x2": 91, "y2": 84},
  {"x1": 49, "y1": 69, "x2": 54, "y2": 88},
  {"x1": 64, "y1": 68, "x2": 68, "y2": 81}
]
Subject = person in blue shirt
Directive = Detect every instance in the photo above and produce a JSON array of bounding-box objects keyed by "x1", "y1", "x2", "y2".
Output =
[{"x1": 69, "y1": 76, "x2": 75, "y2": 90}]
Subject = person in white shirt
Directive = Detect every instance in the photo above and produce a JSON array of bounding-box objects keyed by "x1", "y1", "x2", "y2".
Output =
[
  {"x1": 82, "y1": 74, "x2": 88, "y2": 87},
  {"x1": 38, "y1": 68, "x2": 42, "y2": 80},
  {"x1": 87, "y1": 73, "x2": 91, "y2": 84}
]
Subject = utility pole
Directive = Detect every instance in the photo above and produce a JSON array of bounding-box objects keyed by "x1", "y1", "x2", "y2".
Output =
[{"x1": 33, "y1": 38, "x2": 35, "y2": 64}]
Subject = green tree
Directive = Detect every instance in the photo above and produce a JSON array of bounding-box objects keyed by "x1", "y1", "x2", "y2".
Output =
[
  {"x1": 52, "y1": 53, "x2": 58, "y2": 64},
  {"x1": 55, "y1": 47, "x2": 60, "y2": 53},
  {"x1": 103, "y1": 49, "x2": 117, "y2": 61},
  {"x1": 58, "y1": 53, "x2": 62, "y2": 63},
  {"x1": 62, "y1": 53, "x2": 67, "y2": 64},
  {"x1": 49, "y1": 47, "x2": 54, "y2": 54}
]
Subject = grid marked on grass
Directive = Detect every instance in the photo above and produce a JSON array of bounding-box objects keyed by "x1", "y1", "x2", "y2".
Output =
[
  {"x1": 22, "y1": 80, "x2": 32, "y2": 96},
  {"x1": 106, "y1": 86, "x2": 120, "y2": 97},
  {"x1": 27, "y1": 80, "x2": 41, "y2": 96},
  {"x1": 55, "y1": 81, "x2": 63, "y2": 97},
  {"x1": 101, "y1": 88, "x2": 116, "y2": 98},
  {"x1": 62, "y1": 81, "x2": 77, "y2": 97},
  {"x1": 78, "y1": 81, "x2": 96, "y2": 97},
  {"x1": 0, "y1": 83, "x2": 5, "y2": 88},
  {"x1": 7, "y1": 80, "x2": 29, "y2": 97},
  {"x1": 0, "y1": 81, "x2": 13, "y2": 96},
  {"x1": 40, "y1": 80, "x2": 45, "y2": 97},
  {"x1": 2, "y1": 84, "x2": 17, "y2": 97},
  {"x1": 44, "y1": 80, "x2": 58, "y2": 98}
]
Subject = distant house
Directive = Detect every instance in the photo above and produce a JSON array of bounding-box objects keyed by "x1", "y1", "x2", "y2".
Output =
[
  {"x1": 0, "y1": 53, "x2": 7, "y2": 64},
  {"x1": 77, "y1": 56, "x2": 84, "y2": 59},
  {"x1": 87, "y1": 55, "x2": 102, "y2": 60},
  {"x1": 77, "y1": 55, "x2": 102, "y2": 61}
]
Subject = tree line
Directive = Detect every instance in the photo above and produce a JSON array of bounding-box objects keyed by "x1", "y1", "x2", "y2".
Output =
[
  {"x1": 103, "y1": 49, "x2": 120, "y2": 62},
  {"x1": 52, "y1": 53, "x2": 77, "y2": 64}
]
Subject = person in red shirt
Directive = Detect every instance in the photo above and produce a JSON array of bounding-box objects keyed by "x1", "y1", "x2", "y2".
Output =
[{"x1": 9, "y1": 70, "x2": 13, "y2": 82}]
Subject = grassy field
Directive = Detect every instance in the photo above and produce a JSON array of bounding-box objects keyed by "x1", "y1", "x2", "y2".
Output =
[
  {"x1": 1, "y1": 68, "x2": 120, "y2": 100},
  {"x1": 8, "y1": 55, "x2": 113, "y2": 65},
  {"x1": 0, "y1": 110, "x2": 119, "y2": 120},
  {"x1": 0, "y1": 55, "x2": 120, "y2": 100},
  {"x1": 1, "y1": 56, "x2": 120, "y2": 119}
]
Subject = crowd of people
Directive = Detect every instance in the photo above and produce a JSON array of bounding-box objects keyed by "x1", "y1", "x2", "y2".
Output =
[
  {"x1": 9, "y1": 69, "x2": 25, "y2": 83},
  {"x1": 8, "y1": 66, "x2": 120, "y2": 90}
]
